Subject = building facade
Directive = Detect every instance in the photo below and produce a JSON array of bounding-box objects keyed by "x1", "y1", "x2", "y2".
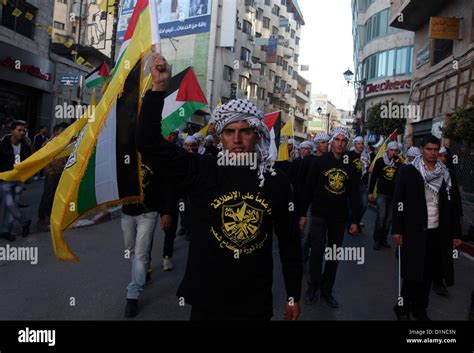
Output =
[
  {"x1": 390, "y1": 0, "x2": 474, "y2": 198},
  {"x1": 0, "y1": 0, "x2": 55, "y2": 133},
  {"x1": 352, "y1": 0, "x2": 414, "y2": 134}
]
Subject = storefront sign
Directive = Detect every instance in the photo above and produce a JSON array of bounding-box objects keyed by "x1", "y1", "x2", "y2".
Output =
[
  {"x1": 429, "y1": 17, "x2": 460, "y2": 40},
  {"x1": 366, "y1": 79, "x2": 411, "y2": 95}
]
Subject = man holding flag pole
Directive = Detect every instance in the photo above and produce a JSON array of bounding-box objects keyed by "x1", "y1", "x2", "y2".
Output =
[{"x1": 136, "y1": 53, "x2": 302, "y2": 321}]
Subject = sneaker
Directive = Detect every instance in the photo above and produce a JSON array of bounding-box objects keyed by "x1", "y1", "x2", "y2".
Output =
[
  {"x1": 22, "y1": 220, "x2": 32, "y2": 238},
  {"x1": 146, "y1": 265, "x2": 152, "y2": 283},
  {"x1": 124, "y1": 299, "x2": 138, "y2": 318},
  {"x1": 162, "y1": 257, "x2": 174, "y2": 271},
  {"x1": 1, "y1": 232, "x2": 15, "y2": 242}
]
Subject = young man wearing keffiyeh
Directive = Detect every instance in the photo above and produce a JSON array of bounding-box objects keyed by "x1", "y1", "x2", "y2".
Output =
[
  {"x1": 135, "y1": 54, "x2": 302, "y2": 321},
  {"x1": 392, "y1": 135, "x2": 462, "y2": 321}
]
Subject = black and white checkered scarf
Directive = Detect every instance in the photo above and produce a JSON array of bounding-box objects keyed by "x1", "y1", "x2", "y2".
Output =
[{"x1": 213, "y1": 99, "x2": 275, "y2": 187}]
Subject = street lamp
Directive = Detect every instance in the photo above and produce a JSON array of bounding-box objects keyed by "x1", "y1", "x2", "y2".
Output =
[{"x1": 343, "y1": 68, "x2": 367, "y2": 135}]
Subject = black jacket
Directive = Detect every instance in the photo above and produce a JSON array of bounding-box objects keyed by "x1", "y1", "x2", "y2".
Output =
[
  {"x1": 0, "y1": 135, "x2": 31, "y2": 174},
  {"x1": 392, "y1": 165, "x2": 462, "y2": 285},
  {"x1": 136, "y1": 91, "x2": 302, "y2": 317}
]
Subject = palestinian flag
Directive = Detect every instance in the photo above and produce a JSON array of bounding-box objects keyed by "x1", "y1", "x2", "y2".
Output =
[
  {"x1": 161, "y1": 67, "x2": 207, "y2": 136},
  {"x1": 265, "y1": 111, "x2": 281, "y2": 161},
  {"x1": 85, "y1": 63, "x2": 109, "y2": 88}
]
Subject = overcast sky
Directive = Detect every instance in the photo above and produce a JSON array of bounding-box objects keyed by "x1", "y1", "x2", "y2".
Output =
[{"x1": 297, "y1": 0, "x2": 355, "y2": 111}]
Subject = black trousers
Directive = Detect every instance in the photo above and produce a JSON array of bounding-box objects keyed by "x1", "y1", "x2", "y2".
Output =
[
  {"x1": 37, "y1": 173, "x2": 61, "y2": 220},
  {"x1": 308, "y1": 216, "x2": 345, "y2": 294},
  {"x1": 401, "y1": 228, "x2": 443, "y2": 313}
]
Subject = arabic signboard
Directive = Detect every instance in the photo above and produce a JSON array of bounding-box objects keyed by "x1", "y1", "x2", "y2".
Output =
[
  {"x1": 117, "y1": 0, "x2": 212, "y2": 45},
  {"x1": 60, "y1": 73, "x2": 81, "y2": 86},
  {"x1": 429, "y1": 17, "x2": 460, "y2": 40}
]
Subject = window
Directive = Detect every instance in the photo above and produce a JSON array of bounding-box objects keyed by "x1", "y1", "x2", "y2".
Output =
[
  {"x1": 269, "y1": 70, "x2": 276, "y2": 81},
  {"x1": 57, "y1": 0, "x2": 67, "y2": 3},
  {"x1": 272, "y1": 5, "x2": 280, "y2": 16},
  {"x1": 362, "y1": 46, "x2": 413, "y2": 80},
  {"x1": 239, "y1": 75, "x2": 249, "y2": 93},
  {"x1": 290, "y1": 29, "x2": 295, "y2": 39},
  {"x1": 255, "y1": 32, "x2": 262, "y2": 38},
  {"x1": 261, "y1": 45, "x2": 267, "y2": 52},
  {"x1": 295, "y1": 36, "x2": 300, "y2": 45},
  {"x1": 432, "y1": 39, "x2": 453, "y2": 65},
  {"x1": 272, "y1": 26, "x2": 279, "y2": 36},
  {"x1": 260, "y1": 63, "x2": 267, "y2": 76},
  {"x1": 294, "y1": 53, "x2": 299, "y2": 63},
  {"x1": 293, "y1": 71, "x2": 298, "y2": 80},
  {"x1": 263, "y1": 17, "x2": 270, "y2": 29},
  {"x1": 280, "y1": 0, "x2": 286, "y2": 5},
  {"x1": 54, "y1": 21, "x2": 65, "y2": 30},
  {"x1": 283, "y1": 60, "x2": 288, "y2": 70},
  {"x1": 245, "y1": 0, "x2": 254, "y2": 6},
  {"x1": 265, "y1": 0, "x2": 271, "y2": 5},
  {"x1": 258, "y1": 87, "x2": 265, "y2": 100},
  {"x1": 277, "y1": 55, "x2": 283, "y2": 66},
  {"x1": 275, "y1": 76, "x2": 281, "y2": 87},
  {"x1": 240, "y1": 47, "x2": 251, "y2": 62},
  {"x1": 256, "y1": 8, "x2": 263, "y2": 21},
  {"x1": 249, "y1": 83, "x2": 258, "y2": 97},
  {"x1": 1, "y1": 0, "x2": 38, "y2": 39},
  {"x1": 243, "y1": 20, "x2": 252, "y2": 35},
  {"x1": 365, "y1": 9, "x2": 401, "y2": 43},
  {"x1": 223, "y1": 65, "x2": 234, "y2": 82}
]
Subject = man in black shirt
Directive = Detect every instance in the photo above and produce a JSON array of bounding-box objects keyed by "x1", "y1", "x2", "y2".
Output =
[
  {"x1": 368, "y1": 141, "x2": 402, "y2": 250},
  {"x1": 136, "y1": 54, "x2": 302, "y2": 321},
  {"x1": 348, "y1": 136, "x2": 370, "y2": 228},
  {"x1": 299, "y1": 127, "x2": 360, "y2": 308}
]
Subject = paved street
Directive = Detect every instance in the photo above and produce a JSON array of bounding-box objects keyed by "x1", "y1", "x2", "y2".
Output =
[{"x1": 0, "y1": 180, "x2": 472, "y2": 321}]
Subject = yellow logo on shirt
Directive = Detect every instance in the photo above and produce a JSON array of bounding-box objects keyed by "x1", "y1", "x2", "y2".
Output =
[
  {"x1": 383, "y1": 166, "x2": 396, "y2": 181},
  {"x1": 353, "y1": 158, "x2": 362, "y2": 173},
  {"x1": 221, "y1": 201, "x2": 263, "y2": 247},
  {"x1": 324, "y1": 168, "x2": 348, "y2": 195}
]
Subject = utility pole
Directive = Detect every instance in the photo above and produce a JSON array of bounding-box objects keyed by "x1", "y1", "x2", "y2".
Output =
[{"x1": 110, "y1": 0, "x2": 120, "y2": 64}]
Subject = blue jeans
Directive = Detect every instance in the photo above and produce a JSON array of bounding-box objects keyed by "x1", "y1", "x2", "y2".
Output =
[
  {"x1": 0, "y1": 181, "x2": 29, "y2": 233},
  {"x1": 373, "y1": 194, "x2": 393, "y2": 244},
  {"x1": 122, "y1": 211, "x2": 158, "y2": 299}
]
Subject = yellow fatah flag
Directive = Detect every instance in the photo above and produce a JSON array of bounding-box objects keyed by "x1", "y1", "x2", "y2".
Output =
[
  {"x1": 76, "y1": 56, "x2": 85, "y2": 65},
  {"x1": 50, "y1": 0, "x2": 159, "y2": 262},
  {"x1": 2, "y1": 0, "x2": 7, "y2": 6},
  {"x1": 280, "y1": 117, "x2": 293, "y2": 136},
  {"x1": 277, "y1": 138, "x2": 289, "y2": 161},
  {"x1": 24, "y1": 12, "x2": 33, "y2": 21}
]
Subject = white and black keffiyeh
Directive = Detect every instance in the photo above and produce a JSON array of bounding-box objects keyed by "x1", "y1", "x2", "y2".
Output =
[
  {"x1": 412, "y1": 155, "x2": 452, "y2": 196},
  {"x1": 213, "y1": 99, "x2": 275, "y2": 187},
  {"x1": 329, "y1": 127, "x2": 350, "y2": 144}
]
